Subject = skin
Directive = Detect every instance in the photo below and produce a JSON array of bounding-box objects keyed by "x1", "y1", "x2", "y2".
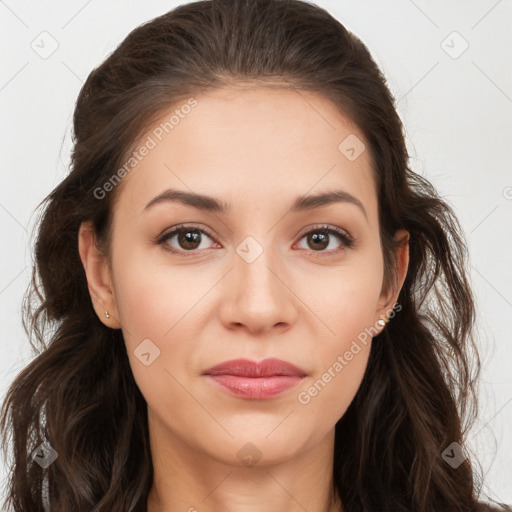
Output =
[{"x1": 78, "y1": 84, "x2": 409, "y2": 512}]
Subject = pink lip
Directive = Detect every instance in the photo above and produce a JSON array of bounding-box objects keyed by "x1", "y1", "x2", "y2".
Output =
[{"x1": 203, "y1": 358, "x2": 307, "y2": 400}]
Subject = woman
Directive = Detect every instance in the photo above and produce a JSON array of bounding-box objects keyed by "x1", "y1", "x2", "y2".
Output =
[{"x1": 1, "y1": 0, "x2": 509, "y2": 510}]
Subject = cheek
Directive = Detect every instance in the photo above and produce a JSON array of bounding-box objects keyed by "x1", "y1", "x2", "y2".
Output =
[
  {"x1": 295, "y1": 285, "x2": 376, "y2": 427},
  {"x1": 114, "y1": 269, "x2": 168, "y2": 342},
  {"x1": 297, "y1": 344, "x2": 371, "y2": 427},
  {"x1": 297, "y1": 250, "x2": 383, "y2": 419},
  {"x1": 111, "y1": 242, "x2": 198, "y2": 341},
  {"x1": 311, "y1": 248, "x2": 384, "y2": 343},
  {"x1": 111, "y1": 252, "x2": 199, "y2": 413},
  {"x1": 109, "y1": 240, "x2": 222, "y2": 389}
]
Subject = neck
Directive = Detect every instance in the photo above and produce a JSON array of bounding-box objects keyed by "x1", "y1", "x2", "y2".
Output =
[{"x1": 146, "y1": 413, "x2": 343, "y2": 512}]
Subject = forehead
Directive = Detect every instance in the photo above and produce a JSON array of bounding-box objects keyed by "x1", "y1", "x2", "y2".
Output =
[{"x1": 113, "y1": 84, "x2": 377, "y2": 223}]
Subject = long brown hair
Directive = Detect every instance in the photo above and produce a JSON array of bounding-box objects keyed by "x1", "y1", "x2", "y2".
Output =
[{"x1": 0, "y1": 0, "x2": 504, "y2": 510}]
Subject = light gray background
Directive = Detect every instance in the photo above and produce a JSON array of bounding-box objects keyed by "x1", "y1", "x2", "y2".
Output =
[{"x1": 1, "y1": 0, "x2": 511, "y2": 506}]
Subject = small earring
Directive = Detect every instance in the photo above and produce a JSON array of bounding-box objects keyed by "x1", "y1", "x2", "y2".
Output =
[
  {"x1": 104, "y1": 310, "x2": 110, "y2": 319},
  {"x1": 377, "y1": 318, "x2": 386, "y2": 327}
]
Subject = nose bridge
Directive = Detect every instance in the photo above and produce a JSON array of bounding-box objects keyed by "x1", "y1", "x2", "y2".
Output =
[
  {"x1": 221, "y1": 232, "x2": 297, "y2": 332},
  {"x1": 238, "y1": 234, "x2": 280, "y2": 293}
]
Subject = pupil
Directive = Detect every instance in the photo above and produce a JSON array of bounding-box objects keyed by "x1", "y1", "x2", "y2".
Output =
[
  {"x1": 310, "y1": 232, "x2": 328, "y2": 250},
  {"x1": 180, "y1": 230, "x2": 200, "y2": 249}
]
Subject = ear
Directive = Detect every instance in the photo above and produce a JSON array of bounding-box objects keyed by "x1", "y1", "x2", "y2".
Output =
[
  {"x1": 374, "y1": 229, "x2": 410, "y2": 332},
  {"x1": 78, "y1": 220, "x2": 121, "y2": 329}
]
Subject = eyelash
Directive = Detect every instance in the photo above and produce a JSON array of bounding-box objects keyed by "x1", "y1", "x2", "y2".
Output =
[{"x1": 155, "y1": 223, "x2": 355, "y2": 258}]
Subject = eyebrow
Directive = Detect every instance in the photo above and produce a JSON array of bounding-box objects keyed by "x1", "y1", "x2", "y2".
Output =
[{"x1": 143, "y1": 187, "x2": 368, "y2": 220}]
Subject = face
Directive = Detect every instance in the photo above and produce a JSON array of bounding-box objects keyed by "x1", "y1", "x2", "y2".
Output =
[{"x1": 81, "y1": 84, "x2": 408, "y2": 468}]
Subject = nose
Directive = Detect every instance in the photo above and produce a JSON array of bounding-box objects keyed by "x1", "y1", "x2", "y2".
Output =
[{"x1": 218, "y1": 241, "x2": 299, "y2": 335}]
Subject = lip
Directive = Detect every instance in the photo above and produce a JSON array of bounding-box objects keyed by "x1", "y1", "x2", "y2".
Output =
[{"x1": 203, "y1": 358, "x2": 307, "y2": 400}]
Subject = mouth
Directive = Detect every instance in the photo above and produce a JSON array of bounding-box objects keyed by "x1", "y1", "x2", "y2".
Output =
[{"x1": 202, "y1": 358, "x2": 307, "y2": 400}]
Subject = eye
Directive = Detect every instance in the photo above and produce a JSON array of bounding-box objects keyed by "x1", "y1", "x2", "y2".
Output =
[
  {"x1": 155, "y1": 223, "x2": 355, "y2": 257},
  {"x1": 295, "y1": 225, "x2": 354, "y2": 256},
  {"x1": 156, "y1": 225, "x2": 218, "y2": 254}
]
